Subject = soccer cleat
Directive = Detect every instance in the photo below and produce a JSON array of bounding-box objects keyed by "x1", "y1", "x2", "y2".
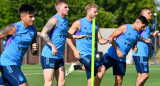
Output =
[{"x1": 66, "y1": 63, "x2": 76, "y2": 76}]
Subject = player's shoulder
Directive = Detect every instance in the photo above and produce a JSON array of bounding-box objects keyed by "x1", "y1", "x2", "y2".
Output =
[
  {"x1": 49, "y1": 17, "x2": 58, "y2": 22},
  {"x1": 73, "y1": 20, "x2": 81, "y2": 25},
  {"x1": 118, "y1": 24, "x2": 127, "y2": 30}
]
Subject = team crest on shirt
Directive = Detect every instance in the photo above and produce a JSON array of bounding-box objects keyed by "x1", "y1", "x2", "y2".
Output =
[{"x1": 128, "y1": 33, "x2": 130, "y2": 35}]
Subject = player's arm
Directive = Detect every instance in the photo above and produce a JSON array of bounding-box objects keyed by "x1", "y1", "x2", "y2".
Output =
[
  {"x1": 40, "y1": 18, "x2": 58, "y2": 56},
  {"x1": 139, "y1": 30, "x2": 159, "y2": 44},
  {"x1": 108, "y1": 25, "x2": 127, "y2": 58},
  {"x1": 132, "y1": 42, "x2": 138, "y2": 53},
  {"x1": 66, "y1": 32, "x2": 87, "y2": 39},
  {"x1": 97, "y1": 27, "x2": 112, "y2": 45},
  {"x1": 0, "y1": 25, "x2": 16, "y2": 39},
  {"x1": 66, "y1": 20, "x2": 82, "y2": 59},
  {"x1": 139, "y1": 36, "x2": 152, "y2": 43},
  {"x1": 30, "y1": 28, "x2": 38, "y2": 55},
  {"x1": 151, "y1": 30, "x2": 159, "y2": 38}
]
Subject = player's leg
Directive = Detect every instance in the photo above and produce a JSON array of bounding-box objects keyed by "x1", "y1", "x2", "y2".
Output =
[
  {"x1": 94, "y1": 54, "x2": 113, "y2": 86},
  {"x1": 74, "y1": 64, "x2": 85, "y2": 71},
  {"x1": 94, "y1": 65, "x2": 105, "y2": 86},
  {"x1": 136, "y1": 73, "x2": 149, "y2": 86},
  {"x1": 66, "y1": 63, "x2": 86, "y2": 76},
  {"x1": 41, "y1": 56, "x2": 56, "y2": 86},
  {"x1": 55, "y1": 66, "x2": 65, "y2": 86},
  {"x1": 78, "y1": 55, "x2": 93, "y2": 86},
  {"x1": 133, "y1": 56, "x2": 149, "y2": 86},
  {"x1": 65, "y1": 63, "x2": 76, "y2": 76},
  {"x1": 113, "y1": 60, "x2": 126, "y2": 86},
  {"x1": 87, "y1": 78, "x2": 91, "y2": 86},
  {"x1": 114, "y1": 75, "x2": 123, "y2": 86},
  {"x1": 19, "y1": 83, "x2": 28, "y2": 86},
  {"x1": 140, "y1": 73, "x2": 149, "y2": 86},
  {"x1": 136, "y1": 73, "x2": 142, "y2": 82},
  {"x1": 43, "y1": 69, "x2": 55, "y2": 86},
  {"x1": 55, "y1": 59, "x2": 65, "y2": 86},
  {"x1": 0, "y1": 73, "x2": 11, "y2": 86},
  {"x1": 81, "y1": 65, "x2": 85, "y2": 71},
  {"x1": 0, "y1": 66, "x2": 6, "y2": 86},
  {"x1": 2, "y1": 65, "x2": 28, "y2": 86}
]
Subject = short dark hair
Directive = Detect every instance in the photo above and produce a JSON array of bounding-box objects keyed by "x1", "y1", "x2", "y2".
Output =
[
  {"x1": 19, "y1": 4, "x2": 35, "y2": 14},
  {"x1": 140, "y1": 7, "x2": 150, "y2": 14},
  {"x1": 137, "y1": 15, "x2": 148, "y2": 25}
]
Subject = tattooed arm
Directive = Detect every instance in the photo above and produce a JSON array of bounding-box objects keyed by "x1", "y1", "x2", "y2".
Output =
[
  {"x1": 40, "y1": 18, "x2": 58, "y2": 56},
  {"x1": 0, "y1": 25, "x2": 16, "y2": 39},
  {"x1": 31, "y1": 28, "x2": 38, "y2": 55}
]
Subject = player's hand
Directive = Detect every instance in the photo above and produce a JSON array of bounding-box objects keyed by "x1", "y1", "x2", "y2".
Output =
[
  {"x1": 134, "y1": 45, "x2": 138, "y2": 53},
  {"x1": 107, "y1": 38, "x2": 113, "y2": 44},
  {"x1": 116, "y1": 49, "x2": 123, "y2": 58},
  {"x1": 76, "y1": 35, "x2": 88, "y2": 39},
  {"x1": 153, "y1": 30, "x2": 159, "y2": 37},
  {"x1": 51, "y1": 46, "x2": 58, "y2": 56},
  {"x1": 73, "y1": 49, "x2": 82, "y2": 60},
  {"x1": 31, "y1": 43, "x2": 38, "y2": 55},
  {"x1": 32, "y1": 43, "x2": 38, "y2": 51},
  {"x1": 145, "y1": 38, "x2": 152, "y2": 43}
]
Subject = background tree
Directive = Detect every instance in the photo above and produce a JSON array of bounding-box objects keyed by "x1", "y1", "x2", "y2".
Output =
[{"x1": 0, "y1": 0, "x2": 159, "y2": 31}]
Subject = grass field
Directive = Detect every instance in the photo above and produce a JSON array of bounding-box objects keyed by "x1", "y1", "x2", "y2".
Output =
[{"x1": 19, "y1": 64, "x2": 160, "y2": 86}]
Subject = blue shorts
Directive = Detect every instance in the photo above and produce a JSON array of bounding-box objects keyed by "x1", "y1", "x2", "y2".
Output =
[
  {"x1": 41, "y1": 56, "x2": 64, "y2": 70},
  {"x1": 99, "y1": 53, "x2": 126, "y2": 76},
  {"x1": 0, "y1": 65, "x2": 27, "y2": 86},
  {"x1": 79, "y1": 55, "x2": 101, "y2": 80},
  {"x1": 133, "y1": 56, "x2": 149, "y2": 73}
]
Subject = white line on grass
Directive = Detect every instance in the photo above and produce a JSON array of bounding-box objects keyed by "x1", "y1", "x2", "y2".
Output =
[
  {"x1": 24, "y1": 71, "x2": 85, "y2": 76},
  {"x1": 24, "y1": 73, "x2": 43, "y2": 75}
]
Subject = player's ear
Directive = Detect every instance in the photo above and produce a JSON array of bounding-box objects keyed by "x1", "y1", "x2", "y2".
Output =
[{"x1": 20, "y1": 13, "x2": 26, "y2": 19}]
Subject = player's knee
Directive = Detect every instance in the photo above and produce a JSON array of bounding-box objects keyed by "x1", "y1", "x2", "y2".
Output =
[
  {"x1": 117, "y1": 78, "x2": 123, "y2": 84},
  {"x1": 143, "y1": 73, "x2": 149, "y2": 79},
  {"x1": 87, "y1": 79, "x2": 91, "y2": 86},
  {"x1": 59, "y1": 79, "x2": 65, "y2": 86},
  {"x1": 45, "y1": 80, "x2": 53, "y2": 86},
  {"x1": 98, "y1": 65, "x2": 106, "y2": 74},
  {"x1": 63, "y1": 80, "x2": 65, "y2": 85},
  {"x1": 19, "y1": 82, "x2": 28, "y2": 86},
  {"x1": 115, "y1": 76, "x2": 123, "y2": 85}
]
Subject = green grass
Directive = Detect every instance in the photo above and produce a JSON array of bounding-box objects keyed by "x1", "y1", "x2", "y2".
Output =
[{"x1": 18, "y1": 64, "x2": 160, "y2": 86}]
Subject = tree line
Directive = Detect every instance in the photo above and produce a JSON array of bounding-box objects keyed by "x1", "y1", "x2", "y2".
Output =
[{"x1": 0, "y1": 0, "x2": 159, "y2": 31}]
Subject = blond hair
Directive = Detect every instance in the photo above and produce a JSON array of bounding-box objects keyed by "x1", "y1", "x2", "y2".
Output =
[
  {"x1": 55, "y1": 0, "x2": 68, "y2": 9},
  {"x1": 85, "y1": 3, "x2": 98, "y2": 14}
]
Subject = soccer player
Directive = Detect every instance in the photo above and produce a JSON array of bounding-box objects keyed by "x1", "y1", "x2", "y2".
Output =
[
  {"x1": 132, "y1": 7, "x2": 159, "y2": 86},
  {"x1": 0, "y1": 4, "x2": 38, "y2": 86},
  {"x1": 66, "y1": 3, "x2": 110, "y2": 86},
  {"x1": 99, "y1": 15, "x2": 148, "y2": 86},
  {"x1": 40, "y1": 0, "x2": 87, "y2": 86}
]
